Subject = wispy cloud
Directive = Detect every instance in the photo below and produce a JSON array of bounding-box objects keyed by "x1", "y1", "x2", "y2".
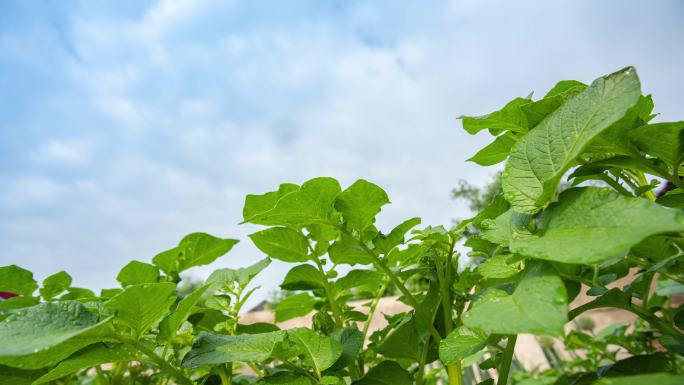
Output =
[{"x1": 1, "y1": 0, "x2": 683, "y2": 305}]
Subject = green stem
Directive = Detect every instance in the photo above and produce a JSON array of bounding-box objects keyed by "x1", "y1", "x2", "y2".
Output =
[
  {"x1": 282, "y1": 360, "x2": 319, "y2": 382},
  {"x1": 217, "y1": 364, "x2": 231, "y2": 385},
  {"x1": 439, "y1": 239, "x2": 462, "y2": 385},
  {"x1": 416, "y1": 336, "x2": 431, "y2": 385},
  {"x1": 95, "y1": 366, "x2": 108, "y2": 385},
  {"x1": 311, "y1": 253, "x2": 345, "y2": 327},
  {"x1": 362, "y1": 278, "x2": 388, "y2": 340},
  {"x1": 497, "y1": 335, "x2": 517, "y2": 385},
  {"x1": 127, "y1": 341, "x2": 193, "y2": 385}
]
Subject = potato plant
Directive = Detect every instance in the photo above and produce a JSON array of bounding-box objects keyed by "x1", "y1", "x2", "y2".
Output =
[{"x1": 1, "y1": 67, "x2": 684, "y2": 385}]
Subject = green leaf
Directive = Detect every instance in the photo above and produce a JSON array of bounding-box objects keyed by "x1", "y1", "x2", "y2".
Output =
[
  {"x1": 329, "y1": 327, "x2": 364, "y2": 370},
  {"x1": 206, "y1": 258, "x2": 271, "y2": 289},
  {"x1": 104, "y1": 282, "x2": 176, "y2": 335},
  {"x1": 593, "y1": 373, "x2": 684, "y2": 385},
  {"x1": 182, "y1": 331, "x2": 286, "y2": 368},
  {"x1": 237, "y1": 322, "x2": 281, "y2": 334},
  {"x1": 657, "y1": 191, "x2": 684, "y2": 209},
  {"x1": 0, "y1": 365, "x2": 45, "y2": 385},
  {"x1": 630, "y1": 122, "x2": 684, "y2": 168},
  {"x1": 655, "y1": 279, "x2": 684, "y2": 296},
  {"x1": 463, "y1": 262, "x2": 567, "y2": 336},
  {"x1": 281, "y1": 265, "x2": 325, "y2": 291},
  {"x1": 328, "y1": 233, "x2": 373, "y2": 265},
  {"x1": 116, "y1": 261, "x2": 159, "y2": 287},
  {"x1": 335, "y1": 179, "x2": 389, "y2": 231},
  {"x1": 33, "y1": 344, "x2": 136, "y2": 384},
  {"x1": 509, "y1": 187, "x2": 684, "y2": 264},
  {"x1": 256, "y1": 372, "x2": 311, "y2": 385},
  {"x1": 39, "y1": 271, "x2": 72, "y2": 300},
  {"x1": 439, "y1": 326, "x2": 487, "y2": 365},
  {"x1": 586, "y1": 95, "x2": 655, "y2": 157},
  {"x1": 250, "y1": 227, "x2": 310, "y2": 263},
  {"x1": 456, "y1": 195, "x2": 510, "y2": 231},
  {"x1": 152, "y1": 233, "x2": 238, "y2": 275},
  {"x1": 374, "y1": 217, "x2": 421, "y2": 254},
  {"x1": 352, "y1": 361, "x2": 412, "y2": 385},
  {"x1": 275, "y1": 293, "x2": 318, "y2": 322},
  {"x1": 476, "y1": 254, "x2": 521, "y2": 279},
  {"x1": 480, "y1": 209, "x2": 532, "y2": 247},
  {"x1": 520, "y1": 80, "x2": 587, "y2": 128},
  {"x1": 0, "y1": 265, "x2": 37, "y2": 296},
  {"x1": 502, "y1": 67, "x2": 641, "y2": 214},
  {"x1": 374, "y1": 317, "x2": 421, "y2": 360},
  {"x1": 243, "y1": 183, "x2": 300, "y2": 221},
  {"x1": 0, "y1": 301, "x2": 112, "y2": 369},
  {"x1": 0, "y1": 296, "x2": 39, "y2": 311},
  {"x1": 287, "y1": 328, "x2": 342, "y2": 375},
  {"x1": 460, "y1": 97, "x2": 530, "y2": 135},
  {"x1": 568, "y1": 288, "x2": 631, "y2": 320},
  {"x1": 60, "y1": 287, "x2": 96, "y2": 301},
  {"x1": 333, "y1": 269, "x2": 383, "y2": 294},
  {"x1": 158, "y1": 284, "x2": 211, "y2": 342},
  {"x1": 245, "y1": 178, "x2": 341, "y2": 226},
  {"x1": 468, "y1": 133, "x2": 516, "y2": 166}
]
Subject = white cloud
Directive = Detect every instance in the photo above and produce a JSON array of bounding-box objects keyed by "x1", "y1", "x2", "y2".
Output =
[
  {"x1": 30, "y1": 140, "x2": 92, "y2": 165},
  {"x1": 2, "y1": 0, "x2": 684, "y2": 306}
]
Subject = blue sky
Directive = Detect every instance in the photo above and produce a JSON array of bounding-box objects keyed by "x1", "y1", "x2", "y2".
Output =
[{"x1": 2, "y1": 0, "x2": 684, "y2": 305}]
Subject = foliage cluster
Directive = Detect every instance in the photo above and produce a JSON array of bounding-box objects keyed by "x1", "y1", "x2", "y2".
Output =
[{"x1": 1, "y1": 67, "x2": 684, "y2": 385}]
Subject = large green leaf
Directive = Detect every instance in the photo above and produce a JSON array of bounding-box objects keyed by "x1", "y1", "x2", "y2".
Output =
[
  {"x1": 243, "y1": 183, "x2": 300, "y2": 221},
  {"x1": 275, "y1": 293, "x2": 318, "y2": 322},
  {"x1": 116, "y1": 261, "x2": 159, "y2": 287},
  {"x1": 520, "y1": 80, "x2": 587, "y2": 129},
  {"x1": 328, "y1": 233, "x2": 373, "y2": 265},
  {"x1": 332, "y1": 269, "x2": 383, "y2": 294},
  {"x1": 33, "y1": 344, "x2": 136, "y2": 384},
  {"x1": 39, "y1": 271, "x2": 72, "y2": 300},
  {"x1": 245, "y1": 178, "x2": 341, "y2": 226},
  {"x1": 630, "y1": 122, "x2": 684, "y2": 168},
  {"x1": 0, "y1": 265, "x2": 37, "y2": 296},
  {"x1": 335, "y1": 179, "x2": 389, "y2": 231},
  {"x1": 329, "y1": 327, "x2": 364, "y2": 370},
  {"x1": 158, "y1": 284, "x2": 211, "y2": 342},
  {"x1": 502, "y1": 67, "x2": 641, "y2": 214},
  {"x1": 0, "y1": 366, "x2": 45, "y2": 385},
  {"x1": 249, "y1": 227, "x2": 310, "y2": 263},
  {"x1": 439, "y1": 326, "x2": 487, "y2": 365},
  {"x1": 476, "y1": 254, "x2": 521, "y2": 279},
  {"x1": 0, "y1": 301, "x2": 111, "y2": 369},
  {"x1": 152, "y1": 233, "x2": 238, "y2": 275},
  {"x1": 467, "y1": 133, "x2": 516, "y2": 166},
  {"x1": 280, "y1": 264, "x2": 325, "y2": 291},
  {"x1": 510, "y1": 187, "x2": 684, "y2": 264},
  {"x1": 352, "y1": 361, "x2": 412, "y2": 385},
  {"x1": 182, "y1": 331, "x2": 286, "y2": 368},
  {"x1": 593, "y1": 373, "x2": 684, "y2": 385},
  {"x1": 374, "y1": 317, "x2": 421, "y2": 360},
  {"x1": 104, "y1": 282, "x2": 176, "y2": 335},
  {"x1": 460, "y1": 97, "x2": 530, "y2": 135},
  {"x1": 463, "y1": 262, "x2": 567, "y2": 336},
  {"x1": 287, "y1": 328, "x2": 342, "y2": 375}
]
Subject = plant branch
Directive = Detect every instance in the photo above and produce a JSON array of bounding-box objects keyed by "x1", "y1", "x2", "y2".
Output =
[
  {"x1": 118, "y1": 338, "x2": 193, "y2": 385},
  {"x1": 497, "y1": 335, "x2": 517, "y2": 385}
]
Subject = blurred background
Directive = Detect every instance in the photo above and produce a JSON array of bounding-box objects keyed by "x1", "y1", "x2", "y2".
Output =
[{"x1": 1, "y1": 0, "x2": 683, "y2": 307}]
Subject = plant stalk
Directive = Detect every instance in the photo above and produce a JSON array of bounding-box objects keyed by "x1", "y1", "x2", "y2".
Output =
[{"x1": 497, "y1": 335, "x2": 517, "y2": 385}]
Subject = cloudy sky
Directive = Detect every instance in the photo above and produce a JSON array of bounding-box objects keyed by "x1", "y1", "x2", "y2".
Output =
[{"x1": 1, "y1": 0, "x2": 683, "y2": 305}]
